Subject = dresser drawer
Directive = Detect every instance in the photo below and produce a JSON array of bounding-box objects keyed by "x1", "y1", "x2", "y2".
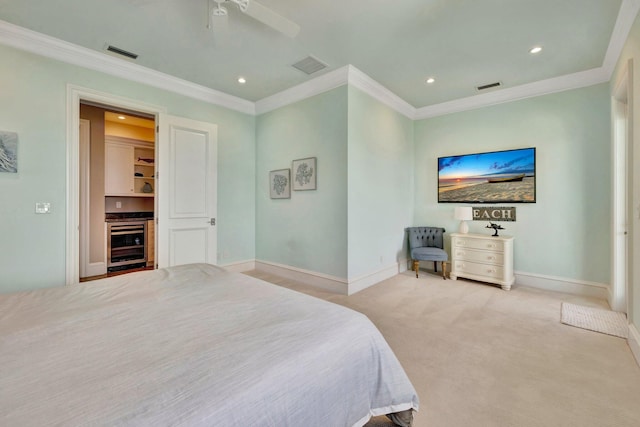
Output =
[
  {"x1": 453, "y1": 260, "x2": 504, "y2": 280},
  {"x1": 453, "y1": 237, "x2": 504, "y2": 252},
  {"x1": 453, "y1": 248, "x2": 504, "y2": 265}
]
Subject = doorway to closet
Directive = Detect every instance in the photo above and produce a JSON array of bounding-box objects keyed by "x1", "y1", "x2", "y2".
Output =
[{"x1": 79, "y1": 103, "x2": 157, "y2": 281}]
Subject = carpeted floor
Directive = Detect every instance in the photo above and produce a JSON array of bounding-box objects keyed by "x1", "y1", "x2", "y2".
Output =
[{"x1": 244, "y1": 269, "x2": 640, "y2": 427}]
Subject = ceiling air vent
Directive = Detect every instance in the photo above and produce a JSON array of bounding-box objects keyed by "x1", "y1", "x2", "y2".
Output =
[
  {"x1": 292, "y1": 56, "x2": 327, "y2": 75},
  {"x1": 476, "y1": 82, "x2": 502, "y2": 91},
  {"x1": 106, "y1": 45, "x2": 139, "y2": 60}
]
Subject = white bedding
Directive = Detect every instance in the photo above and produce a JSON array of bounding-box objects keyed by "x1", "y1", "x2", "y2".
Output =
[{"x1": 0, "y1": 264, "x2": 418, "y2": 426}]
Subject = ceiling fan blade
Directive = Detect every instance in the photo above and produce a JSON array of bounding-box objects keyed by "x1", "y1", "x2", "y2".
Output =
[{"x1": 240, "y1": 0, "x2": 300, "y2": 38}]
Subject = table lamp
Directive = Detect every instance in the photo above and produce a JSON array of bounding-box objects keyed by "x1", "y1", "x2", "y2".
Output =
[{"x1": 454, "y1": 206, "x2": 473, "y2": 234}]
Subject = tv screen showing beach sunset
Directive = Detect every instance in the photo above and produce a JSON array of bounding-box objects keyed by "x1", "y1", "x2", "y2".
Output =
[{"x1": 438, "y1": 147, "x2": 536, "y2": 203}]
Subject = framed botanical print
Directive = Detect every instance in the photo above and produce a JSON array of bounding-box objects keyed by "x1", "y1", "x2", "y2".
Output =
[
  {"x1": 269, "y1": 169, "x2": 291, "y2": 199},
  {"x1": 292, "y1": 157, "x2": 316, "y2": 190}
]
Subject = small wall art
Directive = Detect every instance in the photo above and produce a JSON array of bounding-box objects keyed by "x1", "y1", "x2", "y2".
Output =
[
  {"x1": 0, "y1": 130, "x2": 18, "y2": 173},
  {"x1": 292, "y1": 157, "x2": 316, "y2": 190},
  {"x1": 270, "y1": 168, "x2": 291, "y2": 199}
]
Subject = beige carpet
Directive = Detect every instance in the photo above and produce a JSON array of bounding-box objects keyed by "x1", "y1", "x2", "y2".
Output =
[
  {"x1": 561, "y1": 302, "x2": 628, "y2": 338},
  {"x1": 244, "y1": 269, "x2": 640, "y2": 427}
]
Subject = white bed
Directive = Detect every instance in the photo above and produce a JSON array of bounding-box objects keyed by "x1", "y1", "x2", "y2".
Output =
[{"x1": 0, "y1": 263, "x2": 418, "y2": 426}]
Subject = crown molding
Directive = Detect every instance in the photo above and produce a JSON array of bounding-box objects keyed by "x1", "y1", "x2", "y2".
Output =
[
  {"x1": 414, "y1": 67, "x2": 610, "y2": 120},
  {"x1": 602, "y1": 0, "x2": 640, "y2": 78},
  {"x1": 0, "y1": 20, "x2": 255, "y2": 115},
  {"x1": 254, "y1": 65, "x2": 415, "y2": 118},
  {"x1": 255, "y1": 66, "x2": 350, "y2": 114},
  {"x1": 346, "y1": 66, "x2": 415, "y2": 119}
]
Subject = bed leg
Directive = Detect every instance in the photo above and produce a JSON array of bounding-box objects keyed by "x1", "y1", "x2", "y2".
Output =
[{"x1": 387, "y1": 409, "x2": 414, "y2": 427}]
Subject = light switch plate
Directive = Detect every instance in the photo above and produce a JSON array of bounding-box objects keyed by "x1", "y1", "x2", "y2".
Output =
[{"x1": 35, "y1": 202, "x2": 51, "y2": 214}]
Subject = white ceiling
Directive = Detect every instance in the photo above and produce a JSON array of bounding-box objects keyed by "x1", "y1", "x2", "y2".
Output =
[{"x1": 0, "y1": 0, "x2": 634, "y2": 110}]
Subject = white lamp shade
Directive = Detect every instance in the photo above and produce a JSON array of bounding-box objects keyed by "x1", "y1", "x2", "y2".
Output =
[
  {"x1": 454, "y1": 206, "x2": 473, "y2": 221},
  {"x1": 455, "y1": 206, "x2": 472, "y2": 234}
]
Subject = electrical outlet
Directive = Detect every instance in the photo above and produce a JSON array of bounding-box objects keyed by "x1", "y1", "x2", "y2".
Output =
[
  {"x1": 35, "y1": 202, "x2": 51, "y2": 214},
  {"x1": 116, "y1": 201, "x2": 122, "y2": 209}
]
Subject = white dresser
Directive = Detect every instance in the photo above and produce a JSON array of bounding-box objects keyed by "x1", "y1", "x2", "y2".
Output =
[{"x1": 450, "y1": 233, "x2": 514, "y2": 290}]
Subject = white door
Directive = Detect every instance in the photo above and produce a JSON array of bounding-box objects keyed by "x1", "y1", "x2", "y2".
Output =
[
  {"x1": 79, "y1": 119, "x2": 107, "y2": 279},
  {"x1": 79, "y1": 119, "x2": 90, "y2": 278},
  {"x1": 612, "y1": 65, "x2": 630, "y2": 314},
  {"x1": 157, "y1": 115, "x2": 218, "y2": 267}
]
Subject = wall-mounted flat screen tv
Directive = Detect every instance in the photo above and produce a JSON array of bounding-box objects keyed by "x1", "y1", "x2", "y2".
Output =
[{"x1": 438, "y1": 147, "x2": 536, "y2": 203}]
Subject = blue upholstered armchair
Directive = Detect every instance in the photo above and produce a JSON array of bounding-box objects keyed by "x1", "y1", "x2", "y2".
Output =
[{"x1": 405, "y1": 227, "x2": 448, "y2": 279}]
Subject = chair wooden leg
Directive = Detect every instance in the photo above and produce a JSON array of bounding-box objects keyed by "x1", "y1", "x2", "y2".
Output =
[
  {"x1": 434, "y1": 261, "x2": 438, "y2": 272},
  {"x1": 413, "y1": 260, "x2": 419, "y2": 278},
  {"x1": 442, "y1": 261, "x2": 447, "y2": 280}
]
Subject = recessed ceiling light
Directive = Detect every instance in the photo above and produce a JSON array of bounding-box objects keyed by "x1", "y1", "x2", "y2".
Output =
[
  {"x1": 426, "y1": 77, "x2": 435, "y2": 84},
  {"x1": 529, "y1": 46, "x2": 542, "y2": 54},
  {"x1": 237, "y1": 76, "x2": 246, "y2": 84},
  {"x1": 117, "y1": 115, "x2": 126, "y2": 120}
]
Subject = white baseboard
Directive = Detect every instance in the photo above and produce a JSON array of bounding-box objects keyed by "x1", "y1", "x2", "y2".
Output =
[
  {"x1": 514, "y1": 271, "x2": 609, "y2": 299},
  {"x1": 628, "y1": 323, "x2": 640, "y2": 368},
  {"x1": 255, "y1": 260, "x2": 349, "y2": 294},
  {"x1": 255, "y1": 260, "x2": 405, "y2": 295},
  {"x1": 220, "y1": 259, "x2": 255, "y2": 273},
  {"x1": 250, "y1": 259, "x2": 610, "y2": 300},
  {"x1": 347, "y1": 263, "x2": 401, "y2": 295}
]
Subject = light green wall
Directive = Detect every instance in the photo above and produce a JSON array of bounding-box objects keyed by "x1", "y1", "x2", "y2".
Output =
[
  {"x1": 414, "y1": 84, "x2": 611, "y2": 284},
  {"x1": 0, "y1": 44, "x2": 256, "y2": 293},
  {"x1": 612, "y1": 12, "x2": 640, "y2": 326},
  {"x1": 255, "y1": 87, "x2": 348, "y2": 278},
  {"x1": 347, "y1": 86, "x2": 414, "y2": 279},
  {"x1": 255, "y1": 86, "x2": 414, "y2": 281}
]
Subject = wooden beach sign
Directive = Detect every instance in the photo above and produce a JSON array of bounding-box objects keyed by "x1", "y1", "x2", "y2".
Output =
[{"x1": 472, "y1": 207, "x2": 516, "y2": 222}]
